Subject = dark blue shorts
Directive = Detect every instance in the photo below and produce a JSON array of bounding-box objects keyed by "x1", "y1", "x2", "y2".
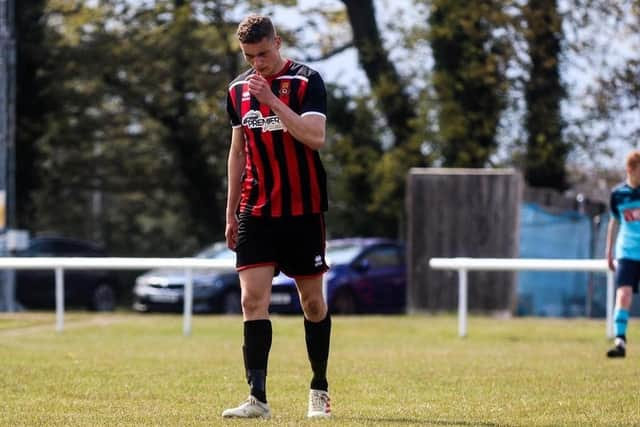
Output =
[
  {"x1": 235, "y1": 213, "x2": 328, "y2": 278},
  {"x1": 615, "y1": 258, "x2": 640, "y2": 293}
]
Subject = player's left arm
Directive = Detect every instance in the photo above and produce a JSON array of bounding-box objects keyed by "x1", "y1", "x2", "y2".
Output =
[
  {"x1": 247, "y1": 74, "x2": 326, "y2": 150},
  {"x1": 605, "y1": 216, "x2": 619, "y2": 271},
  {"x1": 606, "y1": 190, "x2": 620, "y2": 271}
]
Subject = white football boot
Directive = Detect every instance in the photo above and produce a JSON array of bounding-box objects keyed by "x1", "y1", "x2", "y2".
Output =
[
  {"x1": 307, "y1": 389, "x2": 331, "y2": 418},
  {"x1": 221, "y1": 395, "x2": 271, "y2": 419}
]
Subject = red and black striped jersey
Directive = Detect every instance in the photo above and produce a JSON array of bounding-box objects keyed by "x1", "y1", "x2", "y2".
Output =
[{"x1": 226, "y1": 60, "x2": 328, "y2": 218}]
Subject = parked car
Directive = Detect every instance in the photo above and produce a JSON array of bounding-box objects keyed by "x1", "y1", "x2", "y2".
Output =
[
  {"x1": 269, "y1": 238, "x2": 406, "y2": 314},
  {"x1": 14, "y1": 236, "x2": 120, "y2": 311},
  {"x1": 132, "y1": 242, "x2": 240, "y2": 314}
]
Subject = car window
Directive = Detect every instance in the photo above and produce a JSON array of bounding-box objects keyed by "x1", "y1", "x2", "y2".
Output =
[
  {"x1": 16, "y1": 240, "x2": 103, "y2": 257},
  {"x1": 52, "y1": 241, "x2": 88, "y2": 256},
  {"x1": 361, "y1": 246, "x2": 402, "y2": 269},
  {"x1": 195, "y1": 242, "x2": 232, "y2": 259},
  {"x1": 326, "y1": 243, "x2": 361, "y2": 265},
  {"x1": 212, "y1": 248, "x2": 236, "y2": 260},
  {"x1": 18, "y1": 241, "x2": 56, "y2": 257}
]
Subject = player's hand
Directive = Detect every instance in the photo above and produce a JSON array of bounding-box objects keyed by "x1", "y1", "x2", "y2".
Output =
[
  {"x1": 248, "y1": 74, "x2": 275, "y2": 105},
  {"x1": 225, "y1": 217, "x2": 239, "y2": 251},
  {"x1": 607, "y1": 254, "x2": 616, "y2": 272}
]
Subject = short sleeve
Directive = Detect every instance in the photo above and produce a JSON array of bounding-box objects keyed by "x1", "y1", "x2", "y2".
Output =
[
  {"x1": 226, "y1": 90, "x2": 241, "y2": 127},
  {"x1": 300, "y1": 72, "x2": 327, "y2": 117},
  {"x1": 610, "y1": 191, "x2": 620, "y2": 220}
]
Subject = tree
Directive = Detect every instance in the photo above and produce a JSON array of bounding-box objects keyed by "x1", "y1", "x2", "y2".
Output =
[
  {"x1": 335, "y1": 0, "x2": 429, "y2": 237},
  {"x1": 22, "y1": 0, "x2": 241, "y2": 255},
  {"x1": 14, "y1": 0, "x2": 50, "y2": 229},
  {"x1": 108, "y1": 0, "x2": 230, "y2": 244},
  {"x1": 340, "y1": 0, "x2": 417, "y2": 149},
  {"x1": 562, "y1": 0, "x2": 640, "y2": 163},
  {"x1": 522, "y1": 0, "x2": 567, "y2": 189},
  {"x1": 428, "y1": 0, "x2": 510, "y2": 167},
  {"x1": 322, "y1": 86, "x2": 391, "y2": 237}
]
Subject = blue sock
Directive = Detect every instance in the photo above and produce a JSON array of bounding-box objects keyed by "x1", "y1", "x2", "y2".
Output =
[{"x1": 614, "y1": 308, "x2": 629, "y2": 339}]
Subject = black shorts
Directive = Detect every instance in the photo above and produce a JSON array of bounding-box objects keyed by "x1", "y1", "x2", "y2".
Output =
[
  {"x1": 615, "y1": 258, "x2": 640, "y2": 293},
  {"x1": 235, "y1": 213, "x2": 329, "y2": 278}
]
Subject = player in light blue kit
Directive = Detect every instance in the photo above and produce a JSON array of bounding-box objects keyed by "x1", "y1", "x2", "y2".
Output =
[{"x1": 605, "y1": 150, "x2": 640, "y2": 358}]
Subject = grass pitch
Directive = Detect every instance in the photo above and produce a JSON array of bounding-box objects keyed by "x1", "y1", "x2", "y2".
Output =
[{"x1": 0, "y1": 313, "x2": 638, "y2": 426}]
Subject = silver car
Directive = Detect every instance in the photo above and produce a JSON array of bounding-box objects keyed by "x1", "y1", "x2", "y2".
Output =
[{"x1": 132, "y1": 242, "x2": 240, "y2": 314}]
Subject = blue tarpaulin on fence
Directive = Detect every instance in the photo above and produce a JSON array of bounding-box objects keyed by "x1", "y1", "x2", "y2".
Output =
[{"x1": 517, "y1": 203, "x2": 605, "y2": 317}]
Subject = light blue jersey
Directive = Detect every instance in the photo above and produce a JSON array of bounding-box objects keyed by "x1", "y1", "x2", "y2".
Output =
[{"x1": 611, "y1": 182, "x2": 640, "y2": 260}]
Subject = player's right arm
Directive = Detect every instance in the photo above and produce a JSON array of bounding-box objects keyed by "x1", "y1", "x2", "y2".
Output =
[
  {"x1": 605, "y1": 216, "x2": 619, "y2": 271},
  {"x1": 225, "y1": 127, "x2": 246, "y2": 250}
]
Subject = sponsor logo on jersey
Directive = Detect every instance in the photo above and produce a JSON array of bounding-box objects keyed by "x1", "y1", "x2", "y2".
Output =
[
  {"x1": 242, "y1": 110, "x2": 284, "y2": 132},
  {"x1": 623, "y1": 207, "x2": 640, "y2": 222}
]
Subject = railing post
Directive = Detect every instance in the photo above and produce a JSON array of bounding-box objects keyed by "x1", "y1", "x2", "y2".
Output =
[
  {"x1": 183, "y1": 268, "x2": 193, "y2": 336},
  {"x1": 458, "y1": 268, "x2": 468, "y2": 337},
  {"x1": 55, "y1": 267, "x2": 64, "y2": 332},
  {"x1": 606, "y1": 270, "x2": 614, "y2": 339}
]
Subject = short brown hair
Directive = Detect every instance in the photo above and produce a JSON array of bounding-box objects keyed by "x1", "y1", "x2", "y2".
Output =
[
  {"x1": 626, "y1": 150, "x2": 640, "y2": 171},
  {"x1": 236, "y1": 14, "x2": 276, "y2": 44}
]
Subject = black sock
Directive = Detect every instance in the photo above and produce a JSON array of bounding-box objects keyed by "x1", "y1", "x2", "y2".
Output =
[
  {"x1": 304, "y1": 314, "x2": 331, "y2": 391},
  {"x1": 243, "y1": 319, "x2": 272, "y2": 403}
]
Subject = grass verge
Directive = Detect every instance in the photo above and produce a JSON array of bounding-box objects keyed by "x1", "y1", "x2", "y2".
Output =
[{"x1": 0, "y1": 313, "x2": 638, "y2": 426}]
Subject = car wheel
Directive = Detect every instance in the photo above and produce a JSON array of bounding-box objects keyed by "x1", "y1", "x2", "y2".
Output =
[
  {"x1": 331, "y1": 288, "x2": 357, "y2": 315},
  {"x1": 221, "y1": 290, "x2": 241, "y2": 314},
  {"x1": 91, "y1": 283, "x2": 116, "y2": 312}
]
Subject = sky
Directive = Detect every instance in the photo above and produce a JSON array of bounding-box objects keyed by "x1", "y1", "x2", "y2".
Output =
[{"x1": 273, "y1": 0, "x2": 423, "y2": 89}]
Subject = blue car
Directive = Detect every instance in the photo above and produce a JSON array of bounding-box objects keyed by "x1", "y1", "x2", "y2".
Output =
[{"x1": 269, "y1": 238, "x2": 406, "y2": 314}]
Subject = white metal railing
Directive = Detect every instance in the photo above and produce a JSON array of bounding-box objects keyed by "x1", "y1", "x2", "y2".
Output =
[
  {"x1": 0, "y1": 257, "x2": 237, "y2": 335},
  {"x1": 428, "y1": 257, "x2": 615, "y2": 338},
  {"x1": 4, "y1": 256, "x2": 616, "y2": 338}
]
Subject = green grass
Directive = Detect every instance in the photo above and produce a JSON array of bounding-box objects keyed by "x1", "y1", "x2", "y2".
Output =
[{"x1": 0, "y1": 313, "x2": 638, "y2": 426}]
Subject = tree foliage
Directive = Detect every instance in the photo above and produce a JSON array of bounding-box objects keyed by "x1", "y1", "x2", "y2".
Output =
[
  {"x1": 522, "y1": 0, "x2": 568, "y2": 189},
  {"x1": 14, "y1": 0, "x2": 640, "y2": 253},
  {"x1": 18, "y1": 0, "x2": 242, "y2": 255},
  {"x1": 337, "y1": 0, "x2": 429, "y2": 237},
  {"x1": 562, "y1": 0, "x2": 640, "y2": 162},
  {"x1": 322, "y1": 86, "x2": 390, "y2": 237},
  {"x1": 427, "y1": 0, "x2": 511, "y2": 167},
  {"x1": 340, "y1": 0, "x2": 417, "y2": 148},
  {"x1": 14, "y1": 0, "x2": 50, "y2": 229}
]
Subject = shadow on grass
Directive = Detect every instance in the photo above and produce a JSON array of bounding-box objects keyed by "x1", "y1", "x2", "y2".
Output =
[{"x1": 339, "y1": 417, "x2": 507, "y2": 426}]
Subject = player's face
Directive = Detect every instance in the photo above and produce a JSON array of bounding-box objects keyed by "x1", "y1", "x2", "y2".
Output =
[
  {"x1": 628, "y1": 164, "x2": 640, "y2": 184},
  {"x1": 240, "y1": 36, "x2": 282, "y2": 77}
]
